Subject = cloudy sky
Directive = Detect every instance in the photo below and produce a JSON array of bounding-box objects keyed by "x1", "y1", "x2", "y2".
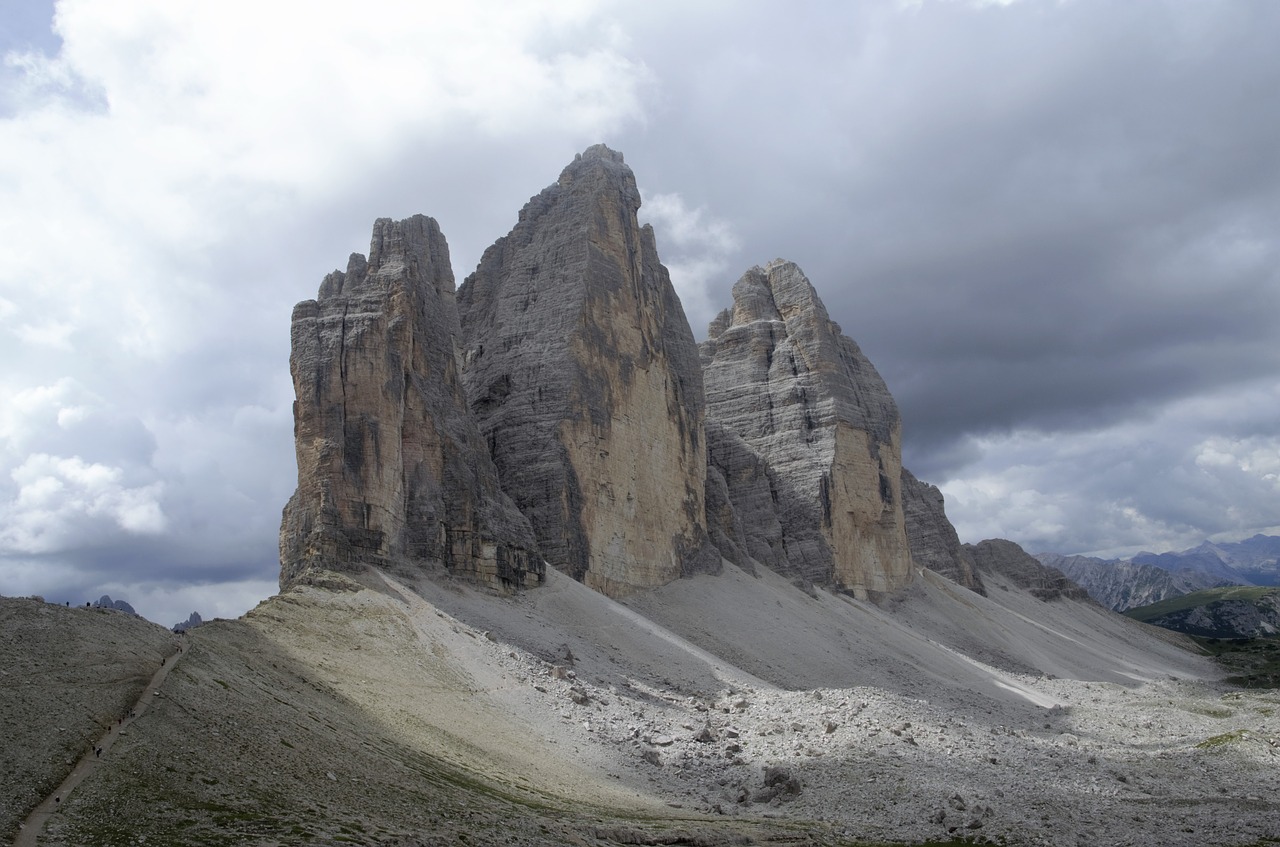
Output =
[{"x1": 2, "y1": 0, "x2": 1277, "y2": 626}]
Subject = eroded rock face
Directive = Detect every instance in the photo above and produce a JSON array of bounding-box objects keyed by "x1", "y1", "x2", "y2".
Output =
[
  {"x1": 705, "y1": 420, "x2": 785, "y2": 574},
  {"x1": 280, "y1": 215, "x2": 541, "y2": 591},
  {"x1": 457, "y1": 145, "x2": 718, "y2": 597},
  {"x1": 966, "y1": 539, "x2": 1089, "y2": 602},
  {"x1": 901, "y1": 468, "x2": 985, "y2": 595},
  {"x1": 701, "y1": 260, "x2": 913, "y2": 596}
]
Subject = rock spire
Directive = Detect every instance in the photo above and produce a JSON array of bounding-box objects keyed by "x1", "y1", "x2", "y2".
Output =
[
  {"x1": 701, "y1": 260, "x2": 914, "y2": 597},
  {"x1": 279, "y1": 215, "x2": 541, "y2": 591},
  {"x1": 278, "y1": 146, "x2": 965, "y2": 604},
  {"x1": 457, "y1": 144, "x2": 719, "y2": 597}
]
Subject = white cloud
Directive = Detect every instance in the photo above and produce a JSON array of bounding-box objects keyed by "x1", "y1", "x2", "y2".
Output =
[
  {"x1": 0, "y1": 0, "x2": 653, "y2": 616},
  {"x1": 640, "y1": 190, "x2": 740, "y2": 334},
  {"x1": 2, "y1": 453, "x2": 166, "y2": 553},
  {"x1": 1, "y1": 0, "x2": 652, "y2": 363},
  {"x1": 938, "y1": 377, "x2": 1280, "y2": 557}
]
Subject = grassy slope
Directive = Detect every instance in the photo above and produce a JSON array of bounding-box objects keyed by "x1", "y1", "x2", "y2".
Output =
[
  {"x1": 1194, "y1": 635, "x2": 1280, "y2": 689},
  {"x1": 1123, "y1": 586, "x2": 1279, "y2": 623}
]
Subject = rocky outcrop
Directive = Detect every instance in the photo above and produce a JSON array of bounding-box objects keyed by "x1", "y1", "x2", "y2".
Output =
[
  {"x1": 700, "y1": 260, "x2": 913, "y2": 597},
  {"x1": 280, "y1": 215, "x2": 541, "y2": 592},
  {"x1": 172, "y1": 611, "x2": 204, "y2": 633},
  {"x1": 901, "y1": 469, "x2": 985, "y2": 595},
  {"x1": 276, "y1": 146, "x2": 966, "y2": 604},
  {"x1": 93, "y1": 595, "x2": 138, "y2": 615},
  {"x1": 457, "y1": 145, "x2": 718, "y2": 597},
  {"x1": 967, "y1": 539, "x2": 1090, "y2": 602}
]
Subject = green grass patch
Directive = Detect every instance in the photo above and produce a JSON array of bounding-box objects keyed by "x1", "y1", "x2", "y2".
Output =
[
  {"x1": 1125, "y1": 586, "x2": 1278, "y2": 623},
  {"x1": 1181, "y1": 703, "x2": 1235, "y2": 718},
  {"x1": 1193, "y1": 635, "x2": 1280, "y2": 688},
  {"x1": 1196, "y1": 729, "x2": 1249, "y2": 749}
]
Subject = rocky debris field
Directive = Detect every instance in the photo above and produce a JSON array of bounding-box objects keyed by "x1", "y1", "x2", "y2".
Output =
[
  {"x1": 6, "y1": 568, "x2": 1280, "y2": 847},
  {"x1": 402, "y1": 591, "x2": 1280, "y2": 847}
]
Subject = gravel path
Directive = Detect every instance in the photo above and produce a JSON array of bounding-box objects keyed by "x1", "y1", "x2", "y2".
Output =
[
  {"x1": 0, "y1": 598, "x2": 176, "y2": 843},
  {"x1": 14, "y1": 645, "x2": 182, "y2": 846}
]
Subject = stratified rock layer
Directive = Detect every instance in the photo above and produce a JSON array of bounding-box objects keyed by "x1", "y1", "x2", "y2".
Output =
[
  {"x1": 457, "y1": 145, "x2": 717, "y2": 597},
  {"x1": 901, "y1": 468, "x2": 985, "y2": 595},
  {"x1": 967, "y1": 539, "x2": 1089, "y2": 602},
  {"x1": 700, "y1": 260, "x2": 913, "y2": 596},
  {"x1": 280, "y1": 215, "x2": 541, "y2": 591}
]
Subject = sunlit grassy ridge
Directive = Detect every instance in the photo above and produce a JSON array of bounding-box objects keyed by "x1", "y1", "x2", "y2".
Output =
[{"x1": 1124, "y1": 586, "x2": 1279, "y2": 623}]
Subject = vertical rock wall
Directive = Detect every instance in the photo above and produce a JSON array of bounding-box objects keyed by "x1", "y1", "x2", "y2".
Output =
[
  {"x1": 701, "y1": 260, "x2": 914, "y2": 596},
  {"x1": 457, "y1": 145, "x2": 718, "y2": 597},
  {"x1": 278, "y1": 147, "x2": 954, "y2": 604},
  {"x1": 900, "y1": 468, "x2": 985, "y2": 594},
  {"x1": 279, "y1": 216, "x2": 541, "y2": 591}
]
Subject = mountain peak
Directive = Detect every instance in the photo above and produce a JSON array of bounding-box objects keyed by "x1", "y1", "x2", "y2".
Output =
[
  {"x1": 701, "y1": 260, "x2": 912, "y2": 596},
  {"x1": 575, "y1": 142, "x2": 624, "y2": 164},
  {"x1": 457, "y1": 147, "x2": 717, "y2": 596}
]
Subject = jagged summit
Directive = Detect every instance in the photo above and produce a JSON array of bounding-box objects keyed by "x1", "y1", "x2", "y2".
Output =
[
  {"x1": 279, "y1": 146, "x2": 977, "y2": 603},
  {"x1": 576, "y1": 142, "x2": 625, "y2": 162},
  {"x1": 279, "y1": 215, "x2": 541, "y2": 592},
  {"x1": 701, "y1": 260, "x2": 913, "y2": 596},
  {"x1": 457, "y1": 144, "x2": 718, "y2": 597},
  {"x1": 715, "y1": 257, "x2": 831, "y2": 324}
]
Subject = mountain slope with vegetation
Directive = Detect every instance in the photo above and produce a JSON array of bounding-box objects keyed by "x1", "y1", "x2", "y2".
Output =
[{"x1": 1125, "y1": 586, "x2": 1280, "y2": 639}]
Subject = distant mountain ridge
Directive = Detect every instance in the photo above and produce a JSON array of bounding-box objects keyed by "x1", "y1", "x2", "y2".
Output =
[
  {"x1": 92, "y1": 595, "x2": 137, "y2": 615},
  {"x1": 1037, "y1": 534, "x2": 1280, "y2": 612},
  {"x1": 1133, "y1": 535, "x2": 1280, "y2": 586},
  {"x1": 1125, "y1": 586, "x2": 1280, "y2": 640}
]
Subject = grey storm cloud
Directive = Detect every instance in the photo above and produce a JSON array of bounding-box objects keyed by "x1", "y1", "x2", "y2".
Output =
[{"x1": 2, "y1": 0, "x2": 1278, "y2": 624}]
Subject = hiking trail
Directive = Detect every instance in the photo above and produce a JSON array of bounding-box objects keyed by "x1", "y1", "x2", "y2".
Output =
[{"x1": 13, "y1": 645, "x2": 183, "y2": 847}]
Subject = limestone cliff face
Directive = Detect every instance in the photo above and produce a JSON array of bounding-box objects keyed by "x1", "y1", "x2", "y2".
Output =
[
  {"x1": 701, "y1": 261, "x2": 914, "y2": 596},
  {"x1": 280, "y1": 215, "x2": 541, "y2": 591},
  {"x1": 901, "y1": 468, "x2": 985, "y2": 594},
  {"x1": 457, "y1": 145, "x2": 718, "y2": 597},
  {"x1": 705, "y1": 420, "x2": 785, "y2": 574}
]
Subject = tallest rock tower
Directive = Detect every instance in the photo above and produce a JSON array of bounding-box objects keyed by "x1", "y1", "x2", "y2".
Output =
[{"x1": 458, "y1": 145, "x2": 717, "y2": 597}]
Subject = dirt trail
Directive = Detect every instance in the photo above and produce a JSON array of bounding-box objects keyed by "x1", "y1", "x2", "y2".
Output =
[{"x1": 13, "y1": 645, "x2": 182, "y2": 847}]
